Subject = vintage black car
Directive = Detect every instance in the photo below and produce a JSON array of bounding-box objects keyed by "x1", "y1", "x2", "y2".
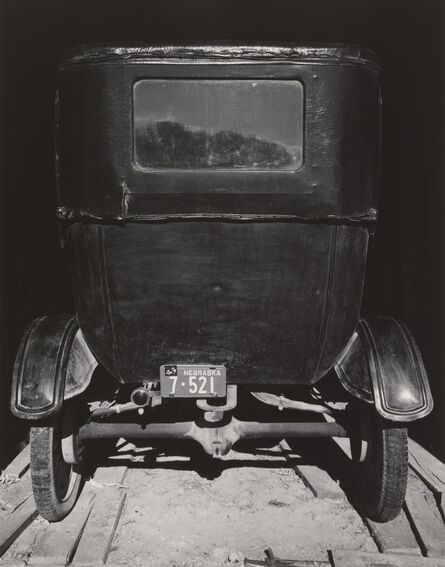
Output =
[{"x1": 11, "y1": 44, "x2": 433, "y2": 523}]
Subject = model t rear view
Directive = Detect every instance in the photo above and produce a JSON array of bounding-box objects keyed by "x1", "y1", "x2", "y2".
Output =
[{"x1": 11, "y1": 44, "x2": 433, "y2": 523}]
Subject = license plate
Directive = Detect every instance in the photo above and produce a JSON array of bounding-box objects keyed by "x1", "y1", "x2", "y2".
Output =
[{"x1": 160, "y1": 365, "x2": 226, "y2": 398}]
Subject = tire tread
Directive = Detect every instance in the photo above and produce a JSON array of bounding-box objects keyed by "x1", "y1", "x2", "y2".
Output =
[
  {"x1": 354, "y1": 410, "x2": 408, "y2": 522},
  {"x1": 30, "y1": 426, "x2": 82, "y2": 522}
]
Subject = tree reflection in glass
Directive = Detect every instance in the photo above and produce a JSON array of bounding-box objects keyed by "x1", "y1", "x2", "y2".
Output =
[{"x1": 134, "y1": 80, "x2": 303, "y2": 170}]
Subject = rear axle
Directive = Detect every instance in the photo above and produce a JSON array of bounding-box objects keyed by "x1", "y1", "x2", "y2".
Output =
[{"x1": 78, "y1": 418, "x2": 347, "y2": 458}]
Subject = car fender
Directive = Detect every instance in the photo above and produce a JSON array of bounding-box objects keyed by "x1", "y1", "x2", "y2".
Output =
[
  {"x1": 335, "y1": 316, "x2": 433, "y2": 422},
  {"x1": 11, "y1": 314, "x2": 97, "y2": 420}
]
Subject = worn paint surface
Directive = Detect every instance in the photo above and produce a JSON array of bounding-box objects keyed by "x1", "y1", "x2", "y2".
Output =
[
  {"x1": 69, "y1": 222, "x2": 368, "y2": 384},
  {"x1": 57, "y1": 44, "x2": 379, "y2": 386}
]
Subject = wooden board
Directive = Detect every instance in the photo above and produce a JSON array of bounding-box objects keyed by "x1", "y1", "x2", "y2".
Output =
[
  {"x1": 281, "y1": 440, "x2": 344, "y2": 500},
  {"x1": 0, "y1": 472, "x2": 32, "y2": 513},
  {"x1": 1, "y1": 441, "x2": 445, "y2": 565},
  {"x1": 87, "y1": 466, "x2": 127, "y2": 488},
  {"x1": 27, "y1": 490, "x2": 95, "y2": 566},
  {"x1": 70, "y1": 466, "x2": 127, "y2": 566},
  {"x1": 0, "y1": 446, "x2": 35, "y2": 558},
  {"x1": 365, "y1": 509, "x2": 421, "y2": 555},
  {"x1": 331, "y1": 550, "x2": 445, "y2": 566},
  {"x1": 0, "y1": 462, "x2": 129, "y2": 566},
  {"x1": 245, "y1": 547, "x2": 330, "y2": 566},
  {"x1": 3, "y1": 446, "x2": 30, "y2": 480},
  {"x1": 0, "y1": 496, "x2": 38, "y2": 556},
  {"x1": 293, "y1": 464, "x2": 345, "y2": 500},
  {"x1": 409, "y1": 440, "x2": 445, "y2": 503},
  {"x1": 3, "y1": 563, "x2": 128, "y2": 567},
  {"x1": 404, "y1": 470, "x2": 445, "y2": 558},
  {"x1": 2, "y1": 517, "x2": 48, "y2": 565},
  {"x1": 72, "y1": 488, "x2": 126, "y2": 565},
  {"x1": 245, "y1": 560, "x2": 330, "y2": 566}
]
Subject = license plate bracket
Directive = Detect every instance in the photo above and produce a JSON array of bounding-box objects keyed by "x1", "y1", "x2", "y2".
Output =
[{"x1": 160, "y1": 364, "x2": 227, "y2": 398}]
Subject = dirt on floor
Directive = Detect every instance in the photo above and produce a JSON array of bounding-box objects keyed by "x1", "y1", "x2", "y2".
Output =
[
  {"x1": 104, "y1": 441, "x2": 377, "y2": 567},
  {"x1": 0, "y1": 434, "x2": 378, "y2": 566}
]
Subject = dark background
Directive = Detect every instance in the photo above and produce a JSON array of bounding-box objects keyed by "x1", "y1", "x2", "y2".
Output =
[{"x1": 1, "y1": 0, "x2": 444, "y2": 459}]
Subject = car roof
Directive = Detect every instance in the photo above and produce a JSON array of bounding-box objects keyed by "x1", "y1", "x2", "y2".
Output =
[{"x1": 60, "y1": 43, "x2": 379, "y2": 69}]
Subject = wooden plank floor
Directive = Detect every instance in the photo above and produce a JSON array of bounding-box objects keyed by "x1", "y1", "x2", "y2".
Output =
[
  {"x1": 0, "y1": 439, "x2": 444, "y2": 566},
  {"x1": 364, "y1": 510, "x2": 421, "y2": 556}
]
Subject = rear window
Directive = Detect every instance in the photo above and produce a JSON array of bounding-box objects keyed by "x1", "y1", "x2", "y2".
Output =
[{"x1": 133, "y1": 80, "x2": 303, "y2": 170}]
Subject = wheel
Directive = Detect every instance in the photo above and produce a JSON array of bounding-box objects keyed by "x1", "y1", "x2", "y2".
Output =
[
  {"x1": 350, "y1": 401, "x2": 408, "y2": 522},
  {"x1": 30, "y1": 402, "x2": 84, "y2": 522}
]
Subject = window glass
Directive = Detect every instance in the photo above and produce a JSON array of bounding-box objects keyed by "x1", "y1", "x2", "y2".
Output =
[{"x1": 134, "y1": 80, "x2": 303, "y2": 170}]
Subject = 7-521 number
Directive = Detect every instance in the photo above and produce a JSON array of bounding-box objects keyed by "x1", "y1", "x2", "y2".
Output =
[{"x1": 169, "y1": 375, "x2": 215, "y2": 395}]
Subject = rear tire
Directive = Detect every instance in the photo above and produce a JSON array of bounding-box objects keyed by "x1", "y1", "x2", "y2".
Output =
[
  {"x1": 352, "y1": 402, "x2": 408, "y2": 522},
  {"x1": 30, "y1": 409, "x2": 83, "y2": 522}
]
